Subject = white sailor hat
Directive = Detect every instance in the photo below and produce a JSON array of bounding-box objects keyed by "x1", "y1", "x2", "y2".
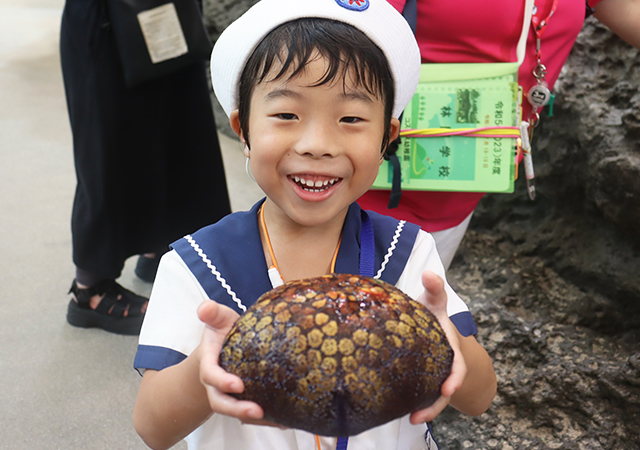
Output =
[{"x1": 210, "y1": 0, "x2": 420, "y2": 119}]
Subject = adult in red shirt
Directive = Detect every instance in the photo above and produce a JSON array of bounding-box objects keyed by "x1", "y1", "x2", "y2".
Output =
[{"x1": 358, "y1": 0, "x2": 639, "y2": 269}]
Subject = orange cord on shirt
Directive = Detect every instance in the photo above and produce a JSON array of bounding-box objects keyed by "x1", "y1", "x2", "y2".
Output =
[
  {"x1": 260, "y1": 204, "x2": 343, "y2": 450},
  {"x1": 258, "y1": 203, "x2": 342, "y2": 276}
]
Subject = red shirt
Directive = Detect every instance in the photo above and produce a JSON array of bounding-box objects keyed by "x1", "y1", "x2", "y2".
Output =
[{"x1": 358, "y1": 0, "x2": 602, "y2": 231}]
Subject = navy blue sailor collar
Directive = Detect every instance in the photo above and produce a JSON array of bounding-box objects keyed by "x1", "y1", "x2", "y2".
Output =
[{"x1": 171, "y1": 199, "x2": 420, "y2": 315}]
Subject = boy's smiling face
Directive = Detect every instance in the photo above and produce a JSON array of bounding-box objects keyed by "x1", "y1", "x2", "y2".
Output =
[{"x1": 231, "y1": 54, "x2": 399, "y2": 229}]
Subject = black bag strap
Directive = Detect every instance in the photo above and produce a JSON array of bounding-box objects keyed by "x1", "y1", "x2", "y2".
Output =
[
  {"x1": 402, "y1": 0, "x2": 418, "y2": 32},
  {"x1": 384, "y1": 0, "x2": 418, "y2": 209}
]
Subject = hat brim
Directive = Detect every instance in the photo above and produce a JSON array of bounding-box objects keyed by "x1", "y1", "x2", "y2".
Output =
[{"x1": 210, "y1": 0, "x2": 420, "y2": 119}]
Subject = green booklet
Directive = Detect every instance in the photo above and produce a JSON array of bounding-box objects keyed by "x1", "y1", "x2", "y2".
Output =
[{"x1": 372, "y1": 63, "x2": 520, "y2": 193}]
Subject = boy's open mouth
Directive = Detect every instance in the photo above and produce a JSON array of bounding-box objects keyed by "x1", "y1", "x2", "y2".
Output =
[{"x1": 290, "y1": 175, "x2": 341, "y2": 193}]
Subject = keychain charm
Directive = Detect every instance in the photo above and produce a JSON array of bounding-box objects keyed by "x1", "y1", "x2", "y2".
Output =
[
  {"x1": 527, "y1": 81, "x2": 551, "y2": 108},
  {"x1": 528, "y1": 62, "x2": 551, "y2": 108},
  {"x1": 519, "y1": 0, "x2": 559, "y2": 201}
]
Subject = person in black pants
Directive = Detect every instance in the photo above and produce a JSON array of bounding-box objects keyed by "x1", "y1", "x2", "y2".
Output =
[{"x1": 60, "y1": 0, "x2": 232, "y2": 335}]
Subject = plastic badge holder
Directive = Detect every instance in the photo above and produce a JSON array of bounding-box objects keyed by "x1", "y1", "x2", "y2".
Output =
[{"x1": 372, "y1": 62, "x2": 521, "y2": 194}]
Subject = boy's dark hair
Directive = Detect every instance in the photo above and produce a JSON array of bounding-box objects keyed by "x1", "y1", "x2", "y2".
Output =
[{"x1": 237, "y1": 18, "x2": 395, "y2": 154}]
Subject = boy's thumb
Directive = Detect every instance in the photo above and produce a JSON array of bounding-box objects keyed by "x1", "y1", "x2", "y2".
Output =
[
  {"x1": 421, "y1": 270, "x2": 447, "y2": 312},
  {"x1": 198, "y1": 301, "x2": 239, "y2": 331}
]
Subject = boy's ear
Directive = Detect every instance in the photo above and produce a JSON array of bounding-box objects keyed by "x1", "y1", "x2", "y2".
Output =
[
  {"x1": 389, "y1": 117, "x2": 400, "y2": 142},
  {"x1": 381, "y1": 118, "x2": 401, "y2": 165},
  {"x1": 229, "y1": 110, "x2": 250, "y2": 157},
  {"x1": 229, "y1": 109, "x2": 244, "y2": 141}
]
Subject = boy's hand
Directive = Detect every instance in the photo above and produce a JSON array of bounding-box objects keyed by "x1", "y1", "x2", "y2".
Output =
[
  {"x1": 410, "y1": 270, "x2": 468, "y2": 424},
  {"x1": 197, "y1": 301, "x2": 284, "y2": 428}
]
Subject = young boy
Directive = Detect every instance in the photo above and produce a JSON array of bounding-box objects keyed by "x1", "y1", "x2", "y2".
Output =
[{"x1": 133, "y1": 1, "x2": 496, "y2": 449}]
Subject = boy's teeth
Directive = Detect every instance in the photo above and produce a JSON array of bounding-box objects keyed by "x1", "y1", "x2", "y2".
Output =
[{"x1": 292, "y1": 176, "x2": 339, "y2": 191}]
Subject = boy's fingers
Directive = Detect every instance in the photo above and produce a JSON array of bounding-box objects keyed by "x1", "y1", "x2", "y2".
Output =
[
  {"x1": 421, "y1": 270, "x2": 447, "y2": 313},
  {"x1": 204, "y1": 383, "x2": 285, "y2": 428},
  {"x1": 198, "y1": 301, "x2": 240, "y2": 332},
  {"x1": 197, "y1": 301, "x2": 240, "y2": 368},
  {"x1": 200, "y1": 364, "x2": 244, "y2": 394},
  {"x1": 442, "y1": 349, "x2": 467, "y2": 398},
  {"x1": 409, "y1": 276, "x2": 467, "y2": 424},
  {"x1": 197, "y1": 300, "x2": 274, "y2": 424},
  {"x1": 197, "y1": 300, "x2": 247, "y2": 397},
  {"x1": 203, "y1": 384, "x2": 264, "y2": 421},
  {"x1": 408, "y1": 359, "x2": 464, "y2": 424},
  {"x1": 411, "y1": 335, "x2": 467, "y2": 423},
  {"x1": 409, "y1": 395, "x2": 450, "y2": 424}
]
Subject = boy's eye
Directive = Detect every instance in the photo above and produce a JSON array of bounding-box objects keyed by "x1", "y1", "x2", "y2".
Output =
[
  {"x1": 341, "y1": 116, "x2": 363, "y2": 124},
  {"x1": 275, "y1": 113, "x2": 297, "y2": 120}
]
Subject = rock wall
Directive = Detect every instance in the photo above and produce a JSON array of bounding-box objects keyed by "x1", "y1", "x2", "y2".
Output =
[
  {"x1": 443, "y1": 18, "x2": 640, "y2": 449},
  {"x1": 202, "y1": 0, "x2": 259, "y2": 42},
  {"x1": 203, "y1": 5, "x2": 640, "y2": 447}
]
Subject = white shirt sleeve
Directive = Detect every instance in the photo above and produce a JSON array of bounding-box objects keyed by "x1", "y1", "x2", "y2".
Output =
[
  {"x1": 395, "y1": 230, "x2": 475, "y2": 331},
  {"x1": 136, "y1": 250, "x2": 209, "y2": 370}
]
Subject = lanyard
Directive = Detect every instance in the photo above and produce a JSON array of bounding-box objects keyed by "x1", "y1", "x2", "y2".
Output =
[
  {"x1": 527, "y1": 0, "x2": 560, "y2": 118},
  {"x1": 531, "y1": 0, "x2": 560, "y2": 49},
  {"x1": 523, "y1": 0, "x2": 559, "y2": 200},
  {"x1": 258, "y1": 203, "x2": 342, "y2": 289},
  {"x1": 320, "y1": 213, "x2": 374, "y2": 450},
  {"x1": 259, "y1": 205, "x2": 375, "y2": 450}
]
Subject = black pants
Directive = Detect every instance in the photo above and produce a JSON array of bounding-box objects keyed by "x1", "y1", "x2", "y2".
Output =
[{"x1": 60, "y1": 0, "x2": 231, "y2": 280}]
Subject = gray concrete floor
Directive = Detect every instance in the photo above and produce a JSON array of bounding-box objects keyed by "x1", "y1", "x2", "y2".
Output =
[{"x1": 0, "y1": 1, "x2": 262, "y2": 448}]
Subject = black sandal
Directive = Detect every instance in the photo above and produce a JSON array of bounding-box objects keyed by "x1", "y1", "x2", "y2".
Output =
[{"x1": 67, "y1": 279, "x2": 148, "y2": 335}]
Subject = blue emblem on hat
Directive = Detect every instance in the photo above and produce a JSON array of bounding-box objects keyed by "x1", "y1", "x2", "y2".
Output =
[{"x1": 335, "y1": 0, "x2": 370, "y2": 12}]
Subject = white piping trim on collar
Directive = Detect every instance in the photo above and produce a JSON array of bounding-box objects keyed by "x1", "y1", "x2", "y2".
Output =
[
  {"x1": 374, "y1": 220, "x2": 406, "y2": 280},
  {"x1": 184, "y1": 235, "x2": 247, "y2": 312}
]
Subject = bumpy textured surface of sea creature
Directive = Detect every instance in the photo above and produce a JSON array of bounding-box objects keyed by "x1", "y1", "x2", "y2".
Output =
[{"x1": 219, "y1": 273, "x2": 453, "y2": 436}]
